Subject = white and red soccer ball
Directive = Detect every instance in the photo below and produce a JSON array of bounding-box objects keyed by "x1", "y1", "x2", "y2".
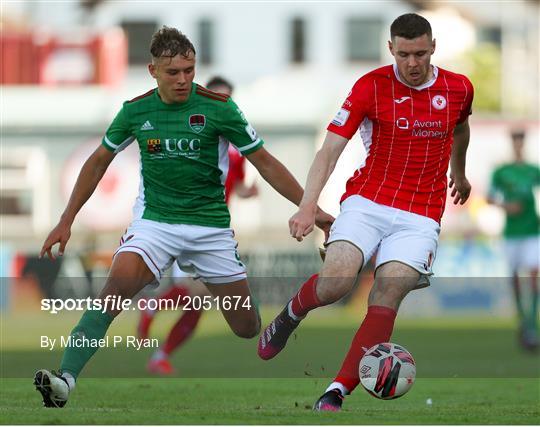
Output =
[{"x1": 359, "y1": 342, "x2": 416, "y2": 400}]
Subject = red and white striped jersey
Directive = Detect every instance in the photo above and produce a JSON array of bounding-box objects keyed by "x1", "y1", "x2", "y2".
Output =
[{"x1": 328, "y1": 64, "x2": 474, "y2": 222}]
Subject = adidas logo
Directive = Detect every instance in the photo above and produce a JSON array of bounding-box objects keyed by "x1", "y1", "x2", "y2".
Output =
[{"x1": 140, "y1": 120, "x2": 154, "y2": 130}]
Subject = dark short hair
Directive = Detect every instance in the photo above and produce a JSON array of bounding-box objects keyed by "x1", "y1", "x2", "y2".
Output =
[
  {"x1": 150, "y1": 26, "x2": 195, "y2": 59},
  {"x1": 206, "y1": 76, "x2": 234, "y2": 93},
  {"x1": 510, "y1": 128, "x2": 526, "y2": 140},
  {"x1": 390, "y1": 13, "x2": 432, "y2": 40}
]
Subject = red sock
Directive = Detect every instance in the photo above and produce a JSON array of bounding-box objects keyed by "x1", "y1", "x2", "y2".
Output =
[
  {"x1": 334, "y1": 305, "x2": 397, "y2": 393},
  {"x1": 290, "y1": 274, "x2": 322, "y2": 318},
  {"x1": 158, "y1": 285, "x2": 190, "y2": 307},
  {"x1": 163, "y1": 309, "x2": 203, "y2": 355}
]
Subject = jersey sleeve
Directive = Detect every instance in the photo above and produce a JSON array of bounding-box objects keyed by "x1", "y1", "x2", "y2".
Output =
[
  {"x1": 219, "y1": 99, "x2": 264, "y2": 156},
  {"x1": 327, "y1": 76, "x2": 374, "y2": 140},
  {"x1": 101, "y1": 103, "x2": 136, "y2": 153},
  {"x1": 457, "y1": 76, "x2": 474, "y2": 124}
]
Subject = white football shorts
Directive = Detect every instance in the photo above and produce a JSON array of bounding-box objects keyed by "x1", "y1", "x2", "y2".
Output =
[
  {"x1": 171, "y1": 261, "x2": 192, "y2": 280},
  {"x1": 326, "y1": 195, "x2": 440, "y2": 278},
  {"x1": 115, "y1": 219, "x2": 247, "y2": 285},
  {"x1": 504, "y1": 236, "x2": 539, "y2": 273}
]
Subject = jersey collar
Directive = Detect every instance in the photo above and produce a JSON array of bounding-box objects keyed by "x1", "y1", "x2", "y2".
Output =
[
  {"x1": 393, "y1": 64, "x2": 438, "y2": 91},
  {"x1": 153, "y1": 83, "x2": 196, "y2": 109}
]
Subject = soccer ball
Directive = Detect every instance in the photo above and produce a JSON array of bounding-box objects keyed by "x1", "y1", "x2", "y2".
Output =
[{"x1": 359, "y1": 342, "x2": 416, "y2": 400}]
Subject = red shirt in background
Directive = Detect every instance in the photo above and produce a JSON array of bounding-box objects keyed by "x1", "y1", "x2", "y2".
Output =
[{"x1": 224, "y1": 144, "x2": 246, "y2": 204}]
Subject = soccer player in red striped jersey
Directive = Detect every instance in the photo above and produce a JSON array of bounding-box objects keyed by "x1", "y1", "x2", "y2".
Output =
[
  {"x1": 258, "y1": 13, "x2": 474, "y2": 411},
  {"x1": 140, "y1": 76, "x2": 259, "y2": 375}
]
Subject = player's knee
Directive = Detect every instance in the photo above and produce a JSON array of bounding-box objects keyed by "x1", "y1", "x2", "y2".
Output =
[
  {"x1": 231, "y1": 312, "x2": 260, "y2": 339},
  {"x1": 318, "y1": 245, "x2": 362, "y2": 304},
  {"x1": 232, "y1": 322, "x2": 259, "y2": 339}
]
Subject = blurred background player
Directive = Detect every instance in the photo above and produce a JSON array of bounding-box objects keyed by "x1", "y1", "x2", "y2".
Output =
[
  {"x1": 488, "y1": 128, "x2": 540, "y2": 351},
  {"x1": 34, "y1": 27, "x2": 333, "y2": 408},
  {"x1": 258, "y1": 13, "x2": 474, "y2": 411},
  {"x1": 139, "y1": 76, "x2": 259, "y2": 375}
]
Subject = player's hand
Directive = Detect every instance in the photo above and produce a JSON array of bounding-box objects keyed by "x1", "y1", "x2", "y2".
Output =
[
  {"x1": 244, "y1": 183, "x2": 258, "y2": 198},
  {"x1": 40, "y1": 219, "x2": 72, "y2": 260},
  {"x1": 314, "y1": 208, "x2": 335, "y2": 243},
  {"x1": 236, "y1": 182, "x2": 258, "y2": 199},
  {"x1": 449, "y1": 174, "x2": 471, "y2": 205},
  {"x1": 289, "y1": 206, "x2": 316, "y2": 242}
]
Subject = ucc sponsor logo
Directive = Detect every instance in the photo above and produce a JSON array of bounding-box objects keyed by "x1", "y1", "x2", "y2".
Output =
[{"x1": 146, "y1": 138, "x2": 201, "y2": 159}]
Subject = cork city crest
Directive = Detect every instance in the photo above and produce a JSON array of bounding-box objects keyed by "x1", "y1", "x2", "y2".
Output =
[{"x1": 189, "y1": 114, "x2": 206, "y2": 133}]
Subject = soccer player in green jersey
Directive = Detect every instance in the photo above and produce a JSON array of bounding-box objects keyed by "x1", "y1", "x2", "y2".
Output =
[
  {"x1": 488, "y1": 128, "x2": 540, "y2": 351},
  {"x1": 34, "y1": 26, "x2": 333, "y2": 408},
  {"x1": 139, "y1": 76, "x2": 259, "y2": 376}
]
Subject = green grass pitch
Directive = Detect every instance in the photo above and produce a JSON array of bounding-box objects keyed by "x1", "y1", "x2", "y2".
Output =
[{"x1": 1, "y1": 309, "x2": 539, "y2": 424}]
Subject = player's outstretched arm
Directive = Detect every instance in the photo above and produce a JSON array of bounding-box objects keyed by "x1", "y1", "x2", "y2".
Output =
[
  {"x1": 449, "y1": 118, "x2": 472, "y2": 205},
  {"x1": 289, "y1": 131, "x2": 348, "y2": 242},
  {"x1": 245, "y1": 147, "x2": 334, "y2": 239},
  {"x1": 245, "y1": 147, "x2": 303, "y2": 204},
  {"x1": 40, "y1": 146, "x2": 116, "y2": 260}
]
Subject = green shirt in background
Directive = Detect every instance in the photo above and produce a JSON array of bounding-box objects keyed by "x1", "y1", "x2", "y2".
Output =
[
  {"x1": 101, "y1": 83, "x2": 264, "y2": 228},
  {"x1": 489, "y1": 162, "x2": 540, "y2": 238}
]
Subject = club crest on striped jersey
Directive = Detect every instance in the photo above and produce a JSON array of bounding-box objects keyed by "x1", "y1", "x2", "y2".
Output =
[
  {"x1": 189, "y1": 114, "x2": 206, "y2": 133},
  {"x1": 432, "y1": 95, "x2": 447, "y2": 110}
]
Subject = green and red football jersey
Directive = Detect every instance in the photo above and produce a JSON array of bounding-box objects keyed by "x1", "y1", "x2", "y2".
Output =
[{"x1": 101, "y1": 83, "x2": 264, "y2": 228}]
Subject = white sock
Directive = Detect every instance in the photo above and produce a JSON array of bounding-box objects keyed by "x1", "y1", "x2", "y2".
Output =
[
  {"x1": 287, "y1": 301, "x2": 305, "y2": 322},
  {"x1": 326, "y1": 381, "x2": 348, "y2": 396},
  {"x1": 61, "y1": 372, "x2": 76, "y2": 391},
  {"x1": 151, "y1": 349, "x2": 167, "y2": 361}
]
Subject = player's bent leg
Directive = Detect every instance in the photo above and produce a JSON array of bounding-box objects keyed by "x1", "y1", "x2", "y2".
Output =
[
  {"x1": 205, "y1": 278, "x2": 260, "y2": 338},
  {"x1": 36, "y1": 252, "x2": 156, "y2": 408},
  {"x1": 317, "y1": 241, "x2": 364, "y2": 304},
  {"x1": 62, "y1": 252, "x2": 155, "y2": 377},
  {"x1": 369, "y1": 261, "x2": 421, "y2": 310},
  {"x1": 97, "y1": 251, "x2": 157, "y2": 315},
  {"x1": 259, "y1": 241, "x2": 364, "y2": 361},
  {"x1": 61, "y1": 252, "x2": 155, "y2": 378}
]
